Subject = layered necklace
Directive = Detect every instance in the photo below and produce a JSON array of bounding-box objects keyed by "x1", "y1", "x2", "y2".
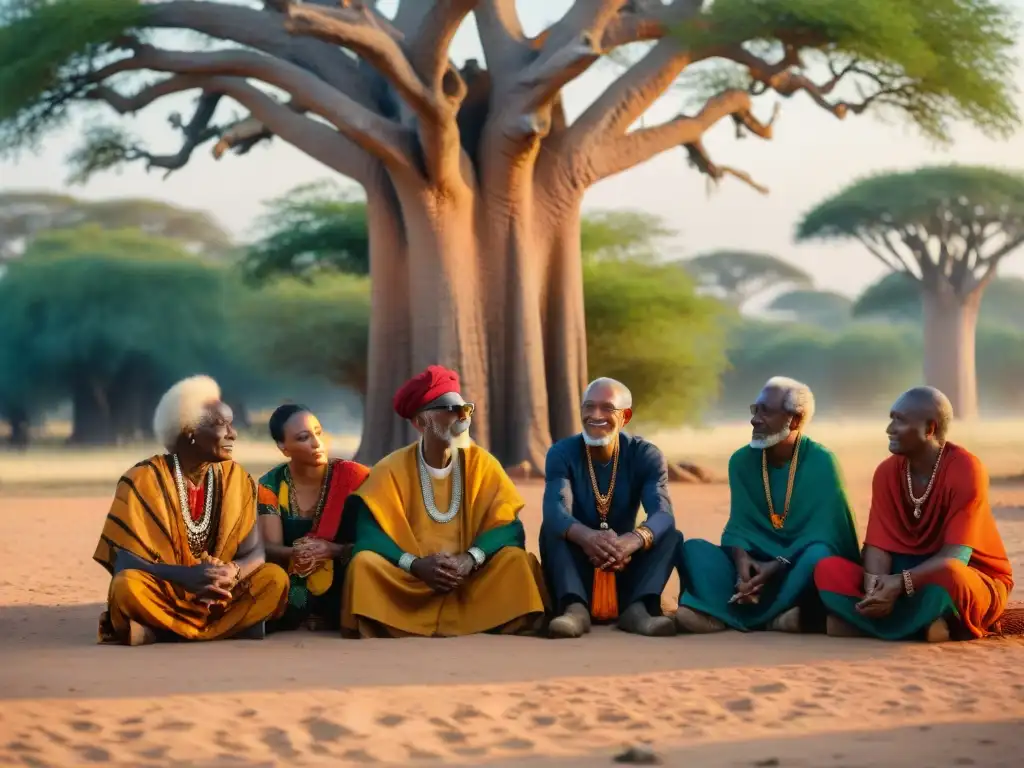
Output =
[
  {"x1": 417, "y1": 441, "x2": 462, "y2": 524},
  {"x1": 905, "y1": 442, "x2": 945, "y2": 520},
  {"x1": 172, "y1": 454, "x2": 215, "y2": 556},
  {"x1": 286, "y1": 460, "x2": 333, "y2": 528},
  {"x1": 762, "y1": 434, "x2": 801, "y2": 530},
  {"x1": 585, "y1": 440, "x2": 620, "y2": 530}
]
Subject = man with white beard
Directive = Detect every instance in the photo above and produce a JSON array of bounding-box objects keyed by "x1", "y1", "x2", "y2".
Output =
[
  {"x1": 674, "y1": 376, "x2": 860, "y2": 634},
  {"x1": 340, "y1": 365, "x2": 546, "y2": 637},
  {"x1": 540, "y1": 378, "x2": 681, "y2": 638}
]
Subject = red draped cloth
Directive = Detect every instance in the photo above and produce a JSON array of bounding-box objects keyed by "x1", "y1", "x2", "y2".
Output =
[{"x1": 816, "y1": 443, "x2": 1013, "y2": 637}]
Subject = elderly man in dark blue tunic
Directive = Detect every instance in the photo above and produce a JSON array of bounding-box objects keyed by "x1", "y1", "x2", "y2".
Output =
[{"x1": 540, "y1": 377, "x2": 680, "y2": 638}]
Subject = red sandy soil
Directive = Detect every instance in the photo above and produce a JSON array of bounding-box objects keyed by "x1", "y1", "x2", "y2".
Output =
[{"x1": 2, "y1": 481, "x2": 1024, "y2": 767}]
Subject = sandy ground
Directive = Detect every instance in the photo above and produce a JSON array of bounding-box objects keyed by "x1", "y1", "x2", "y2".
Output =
[{"x1": 2, "y1": 424, "x2": 1024, "y2": 767}]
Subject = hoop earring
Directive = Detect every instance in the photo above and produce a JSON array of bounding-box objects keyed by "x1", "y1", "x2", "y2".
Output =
[{"x1": 189, "y1": 436, "x2": 196, "y2": 445}]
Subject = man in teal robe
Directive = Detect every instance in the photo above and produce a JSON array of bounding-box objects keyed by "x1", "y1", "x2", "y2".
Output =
[{"x1": 675, "y1": 377, "x2": 860, "y2": 633}]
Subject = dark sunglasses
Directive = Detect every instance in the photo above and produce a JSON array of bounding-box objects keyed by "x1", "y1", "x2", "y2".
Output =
[{"x1": 423, "y1": 402, "x2": 475, "y2": 417}]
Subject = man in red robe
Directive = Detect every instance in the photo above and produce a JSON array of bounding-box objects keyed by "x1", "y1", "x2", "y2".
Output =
[{"x1": 814, "y1": 387, "x2": 1013, "y2": 641}]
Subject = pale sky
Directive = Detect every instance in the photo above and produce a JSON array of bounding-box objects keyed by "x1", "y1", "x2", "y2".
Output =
[{"x1": 3, "y1": 0, "x2": 1024, "y2": 298}]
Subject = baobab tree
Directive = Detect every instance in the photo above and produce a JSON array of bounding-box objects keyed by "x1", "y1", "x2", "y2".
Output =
[
  {"x1": 797, "y1": 166, "x2": 1024, "y2": 419},
  {"x1": 681, "y1": 250, "x2": 813, "y2": 309},
  {"x1": 1, "y1": 0, "x2": 1018, "y2": 468}
]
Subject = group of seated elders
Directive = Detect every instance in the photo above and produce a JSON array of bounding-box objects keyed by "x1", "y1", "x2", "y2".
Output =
[{"x1": 93, "y1": 369, "x2": 1013, "y2": 646}]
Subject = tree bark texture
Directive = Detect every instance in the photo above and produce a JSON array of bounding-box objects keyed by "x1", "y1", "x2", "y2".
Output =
[
  {"x1": 922, "y1": 286, "x2": 982, "y2": 420},
  {"x1": 84, "y1": 1, "x2": 830, "y2": 468}
]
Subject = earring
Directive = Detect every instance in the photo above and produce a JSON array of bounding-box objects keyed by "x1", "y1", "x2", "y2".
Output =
[{"x1": 190, "y1": 436, "x2": 196, "y2": 445}]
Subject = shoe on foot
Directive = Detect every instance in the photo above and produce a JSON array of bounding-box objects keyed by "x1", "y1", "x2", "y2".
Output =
[
  {"x1": 128, "y1": 620, "x2": 156, "y2": 646},
  {"x1": 618, "y1": 602, "x2": 677, "y2": 637},
  {"x1": 766, "y1": 607, "x2": 801, "y2": 633},
  {"x1": 674, "y1": 606, "x2": 726, "y2": 634},
  {"x1": 925, "y1": 617, "x2": 950, "y2": 643},
  {"x1": 826, "y1": 614, "x2": 866, "y2": 638},
  {"x1": 237, "y1": 621, "x2": 266, "y2": 640},
  {"x1": 548, "y1": 603, "x2": 591, "y2": 639}
]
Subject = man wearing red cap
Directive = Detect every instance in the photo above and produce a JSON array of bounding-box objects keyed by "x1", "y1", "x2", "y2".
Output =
[{"x1": 340, "y1": 365, "x2": 547, "y2": 637}]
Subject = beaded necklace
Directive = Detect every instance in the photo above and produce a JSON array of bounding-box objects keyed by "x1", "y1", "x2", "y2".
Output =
[
  {"x1": 286, "y1": 459, "x2": 334, "y2": 529},
  {"x1": 172, "y1": 454, "x2": 214, "y2": 557},
  {"x1": 417, "y1": 441, "x2": 462, "y2": 524},
  {"x1": 761, "y1": 434, "x2": 801, "y2": 530}
]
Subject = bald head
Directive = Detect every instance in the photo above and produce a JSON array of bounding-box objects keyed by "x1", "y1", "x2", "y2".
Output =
[
  {"x1": 886, "y1": 386, "x2": 953, "y2": 455},
  {"x1": 583, "y1": 377, "x2": 632, "y2": 410}
]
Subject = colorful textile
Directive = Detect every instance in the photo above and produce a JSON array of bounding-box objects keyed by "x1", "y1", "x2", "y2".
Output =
[
  {"x1": 678, "y1": 436, "x2": 860, "y2": 631},
  {"x1": 94, "y1": 455, "x2": 288, "y2": 643},
  {"x1": 392, "y1": 365, "x2": 461, "y2": 419},
  {"x1": 814, "y1": 444, "x2": 1013, "y2": 639},
  {"x1": 257, "y1": 459, "x2": 368, "y2": 617},
  {"x1": 343, "y1": 442, "x2": 546, "y2": 636},
  {"x1": 540, "y1": 432, "x2": 678, "y2": 618}
]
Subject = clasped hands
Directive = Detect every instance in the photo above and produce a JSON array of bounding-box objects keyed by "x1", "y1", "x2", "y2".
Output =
[
  {"x1": 579, "y1": 528, "x2": 642, "y2": 573},
  {"x1": 855, "y1": 573, "x2": 903, "y2": 618},
  {"x1": 191, "y1": 554, "x2": 241, "y2": 605},
  {"x1": 410, "y1": 552, "x2": 477, "y2": 593},
  {"x1": 730, "y1": 555, "x2": 783, "y2": 605},
  {"x1": 290, "y1": 537, "x2": 350, "y2": 578}
]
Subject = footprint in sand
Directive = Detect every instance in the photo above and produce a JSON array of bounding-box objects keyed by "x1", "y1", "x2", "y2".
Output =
[
  {"x1": 498, "y1": 738, "x2": 534, "y2": 751},
  {"x1": 405, "y1": 745, "x2": 442, "y2": 760},
  {"x1": 67, "y1": 721, "x2": 100, "y2": 733},
  {"x1": 302, "y1": 716, "x2": 352, "y2": 742},
  {"x1": 260, "y1": 727, "x2": 298, "y2": 759},
  {"x1": 340, "y1": 748, "x2": 377, "y2": 763},
  {"x1": 74, "y1": 745, "x2": 111, "y2": 763},
  {"x1": 377, "y1": 714, "x2": 406, "y2": 728},
  {"x1": 155, "y1": 720, "x2": 193, "y2": 732},
  {"x1": 751, "y1": 682, "x2": 788, "y2": 695}
]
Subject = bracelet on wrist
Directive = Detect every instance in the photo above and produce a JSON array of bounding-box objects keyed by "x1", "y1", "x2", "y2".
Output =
[
  {"x1": 467, "y1": 547, "x2": 486, "y2": 569},
  {"x1": 902, "y1": 569, "x2": 915, "y2": 597},
  {"x1": 398, "y1": 553, "x2": 417, "y2": 573}
]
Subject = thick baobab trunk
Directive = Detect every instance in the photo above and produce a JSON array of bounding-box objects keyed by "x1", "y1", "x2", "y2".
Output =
[
  {"x1": 922, "y1": 286, "x2": 981, "y2": 419},
  {"x1": 69, "y1": 377, "x2": 114, "y2": 445}
]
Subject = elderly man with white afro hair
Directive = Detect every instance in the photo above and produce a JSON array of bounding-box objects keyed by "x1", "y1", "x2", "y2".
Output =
[
  {"x1": 91, "y1": 375, "x2": 288, "y2": 646},
  {"x1": 673, "y1": 375, "x2": 860, "y2": 638}
]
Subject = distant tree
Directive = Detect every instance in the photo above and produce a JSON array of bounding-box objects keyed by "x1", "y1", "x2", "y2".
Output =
[
  {"x1": 854, "y1": 272, "x2": 1024, "y2": 331},
  {"x1": 585, "y1": 258, "x2": 730, "y2": 426},
  {"x1": 244, "y1": 181, "x2": 370, "y2": 280},
  {"x1": 767, "y1": 289, "x2": 853, "y2": 328},
  {"x1": 581, "y1": 210, "x2": 676, "y2": 265},
  {"x1": 0, "y1": 226, "x2": 245, "y2": 444},
  {"x1": 4, "y1": 0, "x2": 1018, "y2": 470},
  {"x1": 798, "y1": 166, "x2": 1024, "y2": 418},
  {"x1": 681, "y1": 251, "x2": 813, "y2": 309},
  {"x1": 0, "y1": 190, "x2": 232, "y2": 261}
]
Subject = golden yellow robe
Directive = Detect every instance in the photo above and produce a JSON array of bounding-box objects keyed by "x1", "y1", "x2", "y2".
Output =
[
  {"x1": 342, "y1": 442, "x2": 546, "y2": 637},
  {"x1": 93, "y1": 455, "x2": 288, "y2": 644}
]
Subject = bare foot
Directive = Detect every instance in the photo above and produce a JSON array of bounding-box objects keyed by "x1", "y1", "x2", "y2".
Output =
[
  {"x1": 674, "y1": 606, "x2": 726, "y2": 634},
  {"x1": 826, "y1": 614, "x2": 866, "y2": 638},
  {"x1": 925, "y1": 617, "x2": 951, "y2": 643},
  {"x1": 128, "y1": 620, "x2": 156, "y2": 647},
  {"x1": 766, "y1": 607, "x2": 801, "y2": 633},
  {"x1": 548, "y1": 603, "x2": 591, "y2": 639}
]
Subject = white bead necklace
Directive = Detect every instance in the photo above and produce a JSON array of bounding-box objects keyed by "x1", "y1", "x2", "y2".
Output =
[
  {"x1": 417, "y1": 441, "x2": 462, "y2": 524},
  {"x1": 172, "y1": 454, "x2": 215, "y2": 555}
]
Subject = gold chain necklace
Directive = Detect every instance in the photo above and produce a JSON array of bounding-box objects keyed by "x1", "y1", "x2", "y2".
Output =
[
  {"x1": 585, "y1": 440, "x2": 620, "y2": 530},
  {"x1": 286, "y1": 460, "x2": 333, "y2": 528},
  {"x1": 762, "y1": 435, "x2": 801, "y2": 530},
  {"x1": 905, "y1": 443, "x2": 945, "y2": 520}
]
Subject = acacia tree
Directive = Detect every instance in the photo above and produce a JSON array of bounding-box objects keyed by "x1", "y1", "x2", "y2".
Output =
[
  {"x1": 681, "y1": 250, "x2": 813, "y2": 308},
  {"x1": 2, "y1": 0, "x2": 1018, "y2": 468},
  {"x1": 767, "y1": 288, "x2": 852, "y2": 328},
  {"x1": 798, "y1": 166, "x2": 1024, "y2": 419}
]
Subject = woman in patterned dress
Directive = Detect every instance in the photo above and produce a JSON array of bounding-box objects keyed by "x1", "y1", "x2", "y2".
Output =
[{"x1": 257, "y1": 404, "x2": 369, "y2": 631}]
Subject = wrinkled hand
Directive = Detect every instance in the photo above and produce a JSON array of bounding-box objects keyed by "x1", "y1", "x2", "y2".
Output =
[
  {"x1": 579, "y1": 529, "x2": 621, "y2": 570},
  {"x1": 856, "y1": 573, "x2": 902, "y2": 618},
  {"x1": 607, "y1": 533, "x2": 643, "y2": 572},
  {"x1": 411, "y1": 554, "x2": 463, "y2": 593},
  {"x1": 182, "y1": 561, "x2": 235, "y2": 604},
  {"x1": 863, "y1": 572, "x2": 882, "y2": 595}
]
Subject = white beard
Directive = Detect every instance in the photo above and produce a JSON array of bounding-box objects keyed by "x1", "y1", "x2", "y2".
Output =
[
  {"x1": 582, "y1": 430, "x2": 614, "y2": 447},
  {"x1": 449, "y1": 430, "x2": 472, "y2": 450},
  {"x1": 750, "y1": 424, "x2": 791, "y2": 450},
  {"x1": 433, "y1": 417, "x2": 471, "y2": 450}
]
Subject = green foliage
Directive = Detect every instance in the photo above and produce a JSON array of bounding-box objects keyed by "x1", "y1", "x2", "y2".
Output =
[
  {"x1": 238, "y1": 275, "x2": 371, "y2": 394},
  {"x1": 0, "y1": 0, "x2": 146, "y2": 155},
  {"x1": 797, "y1": 165, "x2": 1024, "y2": 241},
  {"x1": 677, "y1": 0, "x2": 1020, "y2": 142},
  {"x1": 680, "y1": 250, "x2": 813, "y2": 307},
  {"x1": 768, "y1": 289, "x2": 853, "y2": 328},
  {"x1": 580, "y1": 210, "x2": 676, "y2": 264},
  {"x1": 853, "y1": 272, "x2": 1024, "y2": 331},
  {"x1": 584, "y1": 259, "x2": 731, "y2": 426},
  {"x1": 0, "y1": 189, "x2": 232, "y2": 257},
  {"x1": 244, "y1": 181, "x2": 371, "y2": 280}
]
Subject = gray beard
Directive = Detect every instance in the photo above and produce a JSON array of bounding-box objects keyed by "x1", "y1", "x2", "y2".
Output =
[
  {"x1": 582, "y1": 430, "x2": 614, "y2": 447},
  {"x1": 433, "y1": 418, "x2": 471, "y2": 450},
  {"x1": 750, "y1": 425, "x2": 791, "y2": 450}
]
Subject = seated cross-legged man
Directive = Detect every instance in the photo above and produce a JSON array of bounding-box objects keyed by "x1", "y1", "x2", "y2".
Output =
[
  {"x1": 341, "y1": 365, "x2": 547, "y2": 638},
  {"x1": 815, "y1": 386, "x2": 1013, "y2": 642},
  {"x1": 675, "y1": 377, "x2": 860, "y2": 635},
  {"x1": 94, "y1": 375, "x2": 289, "y2": 646},
  {"x1": 540, "y1": 377, "x2": 680, "y2": 639}
]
